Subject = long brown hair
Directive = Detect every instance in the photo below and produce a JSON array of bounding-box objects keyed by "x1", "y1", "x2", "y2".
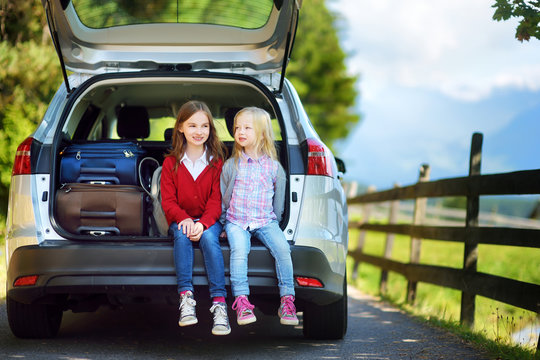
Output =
[{"x1": 166, "y1": 100, "x2": 226, "y2": 170}]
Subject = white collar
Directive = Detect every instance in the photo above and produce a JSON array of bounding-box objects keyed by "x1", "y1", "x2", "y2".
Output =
[{"x1": 181, "y1": 149, "x2": 209, "y2": 165}]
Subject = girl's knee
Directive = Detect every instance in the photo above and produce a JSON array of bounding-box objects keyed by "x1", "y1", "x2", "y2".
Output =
[
  {"x1": 230, "y1": 245, "x2": 249, "y2": 259},
  {"x1": 173, "y1": 233, "x2": 191, "y2": 246},
  {"x1": 269, "y1": 238, "x2": 291, "y2": 254},
  {"x1": 199, "y1": 234, "x2": 220, "y2": 252},
  {"x1": 200, "y1": 230, "x2": 218, "y2": 243}
]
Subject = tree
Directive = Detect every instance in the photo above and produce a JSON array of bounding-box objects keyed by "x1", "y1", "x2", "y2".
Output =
[
  {"x1": 492, "y1": 0, "x2": 540, "y2": 41},
  {"x1": 287, "y1": 0, "x2": 359, "y2": 148}
]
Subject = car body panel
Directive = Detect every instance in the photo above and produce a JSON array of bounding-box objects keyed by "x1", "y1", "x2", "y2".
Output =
[
  {"x1": 5, "y1": 175, "x2": 40, "y2": 265},
  {"x1": 294, "y1": 175, "x2": 348, "y2": 274}
]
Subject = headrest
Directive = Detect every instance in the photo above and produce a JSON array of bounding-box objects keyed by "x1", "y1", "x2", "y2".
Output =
[
  {"x1": 224, "y1": 107, "x2": 242, "y2": 138},
  {"x1": 117, "y1": 106, "x2": 150, "y2": 139},
  {"x1": 164, "y1": 128, "x2": 173, "y2": 142}
]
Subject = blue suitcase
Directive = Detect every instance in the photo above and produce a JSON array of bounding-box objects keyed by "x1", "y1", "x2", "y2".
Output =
[{"x1": 59, "y1": 142, "x2": 147, "y2": 185}]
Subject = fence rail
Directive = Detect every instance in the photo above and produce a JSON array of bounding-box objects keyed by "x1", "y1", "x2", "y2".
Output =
[
  {"x1": 347, "y1": 196, "x2": 540, "y2": 229},
  {"x1": 346, "y1": 132, "x2": 539, "y2": 352}
]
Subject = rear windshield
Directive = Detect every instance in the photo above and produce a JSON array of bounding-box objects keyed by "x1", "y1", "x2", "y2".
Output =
[
  {"x1": 71, "y1": 0, "x2": 274, "y2": 29},
  {"x1": 102, "y1": 116, "x2": 281, "y2": 142},
  {"x1": 64, "y1": 79, "x2": 282, "y2": 143}
]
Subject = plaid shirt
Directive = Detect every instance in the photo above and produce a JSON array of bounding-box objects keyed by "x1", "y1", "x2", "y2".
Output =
[{"x1": 226, "y1": 153, "x2": 278, "y2": 230}]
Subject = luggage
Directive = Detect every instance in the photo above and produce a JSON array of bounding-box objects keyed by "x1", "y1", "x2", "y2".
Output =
[
  {"x1": 59, "y1": 142, "x2": 146, "y2": 185},
  {"x1": 56, "y1": 183, "x2": 149, "y2": 236}
]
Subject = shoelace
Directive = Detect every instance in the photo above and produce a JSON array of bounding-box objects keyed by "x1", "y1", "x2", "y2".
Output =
[
  {"x1": 210, "y1": 303, "x2": 228, "y2": 326},
  {"x1": 232, "y1": 296, "x2": 254, "y2": 316},
  {"x1": 280, "y1": 296, "x2": 296, "y2": 317},
  {"x1": 180, "y1": 295, "x2": 196, "y2": 317}
]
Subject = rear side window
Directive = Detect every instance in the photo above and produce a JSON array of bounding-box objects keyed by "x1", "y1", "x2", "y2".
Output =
[{"x1": 71, "y1": 0, "x2": 274, "y2": 29}]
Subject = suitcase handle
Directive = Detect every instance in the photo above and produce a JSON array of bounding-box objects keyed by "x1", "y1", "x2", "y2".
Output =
[
  {"x1": 77, "y1": 226, "x2": 121, "y2": 235},
  {"x1": 78, "y1": 167, "x2": 120, "y2": 184},
  {"x1": 77, "y1": 175, "x2": 120, "y2": 184}
]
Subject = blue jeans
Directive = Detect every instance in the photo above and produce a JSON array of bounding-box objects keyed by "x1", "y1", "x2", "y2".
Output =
[
  {"x1": 171, "y1": 221, "x2": 226, "y2": 298},
  {"x1": 225, "y1": 221, "x2": 295, "y2": 297}
]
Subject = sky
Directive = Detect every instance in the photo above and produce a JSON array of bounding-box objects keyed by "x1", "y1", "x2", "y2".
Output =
[{"x1": 329, "y1": 0, "x2": 540, "y2": 190}]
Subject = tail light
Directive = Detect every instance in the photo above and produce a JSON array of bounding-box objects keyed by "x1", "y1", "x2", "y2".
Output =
[
  {"x1": 12, "y1": 137, "x2": 33, "y2": 176},
  {"x1": 14, "y1": 275, "x2": 39, "y2": 287},
  {"x1": 295, "y1": 276, "x2": 323, "y2": 288},
  {"x1": 306, "y1": 138, "x2": 334, "y2": 177}
]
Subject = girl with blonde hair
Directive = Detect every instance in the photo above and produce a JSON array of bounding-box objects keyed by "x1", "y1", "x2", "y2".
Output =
[{"x1": 220, "y1": 107, "x2": 298, "y2": 326}]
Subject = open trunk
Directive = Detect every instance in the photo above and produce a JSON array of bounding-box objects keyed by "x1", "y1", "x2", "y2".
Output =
[{"x1": 51, "y1": 71, "x2": 289, "y2": 240}]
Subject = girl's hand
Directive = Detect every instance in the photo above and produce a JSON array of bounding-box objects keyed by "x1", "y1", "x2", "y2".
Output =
[
  {"x1": 219, "y1": 230, "x2": 227, "y2": 239},
  {"x1": 189, "y1": 222, "x2": 204, "y2": 242},
  {"x1": 178, "y1": 218, "x2": 195, "y2": 236}
]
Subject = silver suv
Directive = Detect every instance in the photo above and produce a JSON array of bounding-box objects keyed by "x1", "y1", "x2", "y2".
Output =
[{"x1": 5, "y1": 0, "x2": 348, "y2": 339}]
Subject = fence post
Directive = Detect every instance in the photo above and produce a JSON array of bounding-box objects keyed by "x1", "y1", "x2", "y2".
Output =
[
  {"x1": 460, "y1": 132, "x2": 483, "y2": 328},
  {"x1": 380, "y1": 183, "x2": 399, "y2": 294},
  {"x1": 352, "y1": 185, "x2": 376, "y2": 280},
  {"x1": 407, "y1": 164, "x2": 430, "y2": 304}
]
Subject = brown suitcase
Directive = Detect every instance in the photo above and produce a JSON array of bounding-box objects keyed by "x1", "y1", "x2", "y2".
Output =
[{"x1": 56, "y1": 183, "x2": 148, "y2": 236}]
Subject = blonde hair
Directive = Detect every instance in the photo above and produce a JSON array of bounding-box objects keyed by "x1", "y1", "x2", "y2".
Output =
[
  {"x1": 166, "y1": 100, "x2": 226, "y2": 171},
  {"x1": 231, "y1": 107, "x2": 277, "y2": 161}
]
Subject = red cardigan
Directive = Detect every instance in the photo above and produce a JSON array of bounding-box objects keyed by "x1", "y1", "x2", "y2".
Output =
[{"x1": 160, "y1": 155, "x2": 223, "y2": 229}]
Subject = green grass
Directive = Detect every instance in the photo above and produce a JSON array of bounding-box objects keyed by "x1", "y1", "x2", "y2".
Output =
[
  {"x1": 347, "y1": 227, "x2": 539, "y2": 359},
  {"x1": 419, "y1": 316, "x2": 537, "y2": 360}
]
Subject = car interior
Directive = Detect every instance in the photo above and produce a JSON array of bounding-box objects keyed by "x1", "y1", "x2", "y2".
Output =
[{"x1": 55, "y1": 77, "x2": 290, "y2": 236}]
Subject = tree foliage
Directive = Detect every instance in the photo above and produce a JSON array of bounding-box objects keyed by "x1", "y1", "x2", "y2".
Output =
[
  {"x1": 0, "y1": 1, "x2": 45, "y2": 43},
  {"x1": 0, "y1": 0, "x2": 359, "y2": 220},
  {"x1": 492, "y1": 0, "x2": 540, "y2": 41}
]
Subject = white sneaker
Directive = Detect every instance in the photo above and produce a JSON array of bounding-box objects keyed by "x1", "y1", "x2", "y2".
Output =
[
  {"x1": 210, "y1": 302, "x2": 231, "y2": 335},
  {"x1": 178, "y1": 291, "x2": 198, "y2": 327}
]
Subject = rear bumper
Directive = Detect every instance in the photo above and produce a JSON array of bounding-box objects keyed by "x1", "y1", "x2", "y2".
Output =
[{"x1": 7, "y1": 241, "x2": 345, "y2": 308}]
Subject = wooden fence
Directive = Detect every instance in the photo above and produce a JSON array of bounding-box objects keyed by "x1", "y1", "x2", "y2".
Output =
[{"x1": 346, "y1": 132, "x2": 540, "y2": 352}]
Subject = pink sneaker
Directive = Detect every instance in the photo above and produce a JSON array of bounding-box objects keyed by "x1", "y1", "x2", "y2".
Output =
[
  {"x1": 232, "y1": 295, "x2": 257, "y2": 325},
  {"x1": 278, "y1": 295, "x2": 299, "y2": 325}
]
